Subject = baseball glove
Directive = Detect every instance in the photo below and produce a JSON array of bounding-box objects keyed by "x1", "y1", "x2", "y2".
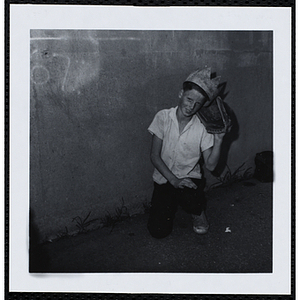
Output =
[{"x1": 196, "y1": 96, "x2": 231, "y2": 134}]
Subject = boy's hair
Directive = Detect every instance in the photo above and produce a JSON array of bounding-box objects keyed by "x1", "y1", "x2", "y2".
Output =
[{"x1": 183, "y1": 81, "x2": 209, "y2": 100}]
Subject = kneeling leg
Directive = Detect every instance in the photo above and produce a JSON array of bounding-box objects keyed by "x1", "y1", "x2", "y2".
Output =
[{"x1": 147, "y1": 183, "x2": 178, "y2": 239}]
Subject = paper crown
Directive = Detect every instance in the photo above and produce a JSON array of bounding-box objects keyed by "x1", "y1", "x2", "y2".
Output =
[{"x1": 184, "y1": 67, "x2": 221, "y2": 101}]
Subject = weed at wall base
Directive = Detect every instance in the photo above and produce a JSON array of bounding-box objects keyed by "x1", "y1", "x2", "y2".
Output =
[
  {"x1": 208, "y1": 162, "x2": 253, "y2": 190},
  {"x1": 100, "y1": 198, "x2": 130, "y2": 232}
]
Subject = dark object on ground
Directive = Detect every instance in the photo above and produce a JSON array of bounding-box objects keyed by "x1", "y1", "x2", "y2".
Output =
[
  {"x1": 254, "y1": 151, "x2": 273, "y2": 182},
  {"x1": 197, "y1": 96, "x2": 231, "y2": 134}
]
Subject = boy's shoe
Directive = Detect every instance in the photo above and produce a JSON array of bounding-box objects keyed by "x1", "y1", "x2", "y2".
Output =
[{"x1": 192, "y1": 211, "x2": 209, "y2": 234}]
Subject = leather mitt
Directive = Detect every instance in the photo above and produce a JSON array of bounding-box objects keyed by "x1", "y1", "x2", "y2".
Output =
[{"x1": 196, "y1": 96, "x2": 231, "y2": 134}]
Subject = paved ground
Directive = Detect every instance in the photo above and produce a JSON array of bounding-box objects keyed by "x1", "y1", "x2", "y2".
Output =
[{"x1": 31, "y1": 179, "x2": 272, "y2": 273}]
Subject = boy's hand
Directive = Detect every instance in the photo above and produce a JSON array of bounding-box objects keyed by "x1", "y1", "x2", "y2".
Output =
[{"x1": 170, "y1": 178, "x2": 197, "y2": 189}]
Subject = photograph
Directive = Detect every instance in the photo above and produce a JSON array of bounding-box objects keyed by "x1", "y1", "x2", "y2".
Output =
[
  {"x1": 29, "y1": 29, "x2": 273, "y2": 274},
  {"x1": 8, "y1": 4, "x2": 293, "y2": 296}
]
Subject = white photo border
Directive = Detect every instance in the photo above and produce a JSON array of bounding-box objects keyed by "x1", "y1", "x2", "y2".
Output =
[{"x1": 9, "y1": 4, "x2": 292, "y2": 295}]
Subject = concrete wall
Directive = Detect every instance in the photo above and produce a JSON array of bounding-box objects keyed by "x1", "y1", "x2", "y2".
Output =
[{"x1": 30, "y1": 30, "x2": 273, "y2": 241}]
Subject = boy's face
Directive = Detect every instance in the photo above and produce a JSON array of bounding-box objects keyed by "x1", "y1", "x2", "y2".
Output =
[{"x1": 178, "y1": 89, "x2": 207, "y2": 118}]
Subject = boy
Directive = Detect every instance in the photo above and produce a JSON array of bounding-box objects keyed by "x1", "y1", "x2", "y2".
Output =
[{"x1": 147, "y1": 67, "x2": 226, "y2": 239}]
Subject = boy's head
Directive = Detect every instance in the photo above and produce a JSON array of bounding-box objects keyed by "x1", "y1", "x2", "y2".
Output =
[
  {"x1": 183, "y1": 67, "x2": 220, "y2": 106},
  {"x1": 178, "y1": 83, "x2": 208, "y2": 118},
  {"x1": 182, "y1": 81, "x2": 209, "y2": 101}
]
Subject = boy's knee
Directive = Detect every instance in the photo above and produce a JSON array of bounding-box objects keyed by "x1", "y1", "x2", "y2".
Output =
[
  {"x1": 147, "y1": 226, "x2": 172, "y2": 239},
  {"x1": 147, "y1": 219, "x2": 173, "y2": 239}
]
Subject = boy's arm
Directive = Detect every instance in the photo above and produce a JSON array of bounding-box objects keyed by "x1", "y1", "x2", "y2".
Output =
[
  {"x1": 202, "y1": 132, "x2": 225, "y2": 171},
  {"x1": 150, "y1": 134, "x2": 197, "y2": 189}
]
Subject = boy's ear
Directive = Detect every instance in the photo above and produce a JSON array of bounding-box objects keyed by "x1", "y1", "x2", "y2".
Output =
[{"x1": 178, "y1": 89, "x2": 183, "y2": 98}]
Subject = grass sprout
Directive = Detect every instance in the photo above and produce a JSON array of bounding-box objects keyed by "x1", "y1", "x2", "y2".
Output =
[
  {"x1": 72, "y1": 211, "x2": 99, "y2": 233},
  {"x1": 100, "y1": 198, "x2": 129, "y2": 232},
  {"x1": 55, "y1": 226, "x2": 70, "y2": 240},
  {"x1": 209, "y1": 162, "x2": 253, "y2": 189}
]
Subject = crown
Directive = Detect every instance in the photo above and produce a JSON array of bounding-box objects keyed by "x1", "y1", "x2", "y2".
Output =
[{"x1": 184, "y1": 67, "x2": 221, "y2": 102}]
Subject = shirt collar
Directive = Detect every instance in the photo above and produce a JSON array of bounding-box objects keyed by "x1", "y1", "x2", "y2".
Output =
[
  {"x1": 169, "y1": 106, "x2": 178, "y2": 124},
  {"x1": 169, "y1": 106, "x2": 198, "y2": 133}
]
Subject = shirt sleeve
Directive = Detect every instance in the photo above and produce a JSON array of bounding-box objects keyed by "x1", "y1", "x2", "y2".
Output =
[
  {"x1": 148, "y1": 110, "x2": 165, "y2": 140},
  {"x1": 200, "y1": 127, "x2": 214, "y2": 152}
]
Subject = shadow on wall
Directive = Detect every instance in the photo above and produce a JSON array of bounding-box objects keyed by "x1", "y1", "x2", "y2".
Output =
[
  {"x1": 211, "y1": 82, "x2": 240, "y2": 177},
  {"x1": 29, "y1": 209, "x2": 50, "y2": 272}
]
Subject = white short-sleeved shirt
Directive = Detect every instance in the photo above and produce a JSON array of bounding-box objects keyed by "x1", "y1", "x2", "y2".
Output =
[{"x1": 148, "y1": 107, "x2": 214, "y2": 184}]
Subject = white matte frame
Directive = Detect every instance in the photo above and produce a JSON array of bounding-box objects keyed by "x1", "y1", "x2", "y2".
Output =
[{"x1": 9, "y1": 5, "x2": 292, "y2": 295}]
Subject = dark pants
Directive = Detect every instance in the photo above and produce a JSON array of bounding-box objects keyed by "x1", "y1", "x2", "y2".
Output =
[{"x1": 147, "y1": 178, "x2": 206, "y2": 239}]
